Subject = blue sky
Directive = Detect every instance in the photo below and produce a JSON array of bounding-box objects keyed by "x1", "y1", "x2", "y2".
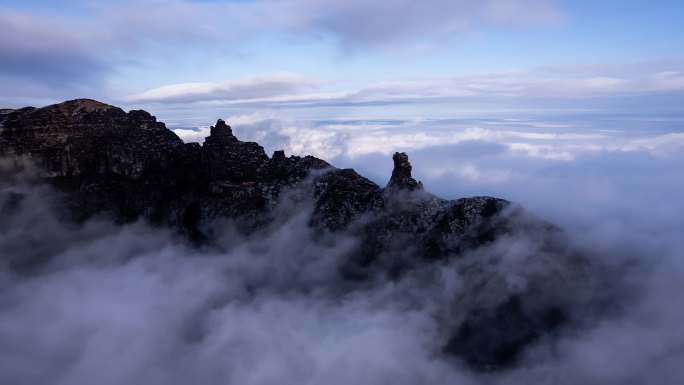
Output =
[{"x1": 1, "y1": 0, "x2": 683, "y2": 117}]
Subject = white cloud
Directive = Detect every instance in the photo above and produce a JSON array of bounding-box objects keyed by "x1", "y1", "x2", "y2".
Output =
[
  {"x1": 126, "y1": 74, "x2": 319, "y2": 103},
  {"x1": 129, "y1": 63, "x2": 684, "y2": 107},
  {"x1": 196, "y1": 113, "x2": 684, "y2": 173},
  {"x1": 648, "y1": 71, "x2": 684, "y2": 91},
  {"x1": 618, "y1": 133, "x2": 684, "y2": 156}
]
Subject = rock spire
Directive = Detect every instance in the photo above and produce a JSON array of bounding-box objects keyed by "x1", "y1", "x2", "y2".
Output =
[{"x1": 385, "y1": 152, "x2": 423, "y2": 193}]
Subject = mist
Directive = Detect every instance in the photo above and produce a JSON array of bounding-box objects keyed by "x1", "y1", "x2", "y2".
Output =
[{"x1": 2, "y1": 119, "x2": 684, "y2": 385}]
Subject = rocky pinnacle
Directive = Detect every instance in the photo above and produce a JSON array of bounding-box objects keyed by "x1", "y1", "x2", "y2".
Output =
[
  {"x1": 204, "y1": 119, "x2": 237, "y2": 146},
  {"x1": 385, "y1": 152, "x2": 423, "y2": 193}
]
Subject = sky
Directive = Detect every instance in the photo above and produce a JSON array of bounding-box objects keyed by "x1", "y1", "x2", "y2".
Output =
[{"x1": 1, "y1": 0, "x2": 683, "y2": 116}]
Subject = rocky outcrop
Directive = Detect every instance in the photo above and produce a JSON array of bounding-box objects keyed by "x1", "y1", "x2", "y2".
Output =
[
  {"x1": 0, "y1": 99, "x2": 588, "y2": 371},
  {"x1": 385, "y1": 152, "x2": 423, "y2": 193},
  {"x1": 0, "y1": 100, "x2": 182, "y2": 179},
  {"x1": 0, "y1": 99, "x2": 333, "y2": 227}
]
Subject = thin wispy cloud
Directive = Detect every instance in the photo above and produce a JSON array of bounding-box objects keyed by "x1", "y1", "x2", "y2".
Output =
[
  {"x1": 126, "y1": 74, "x2": 319, "y2": 103},
  {"x1": 128, "y1": 63, "x2": 684, "y2": 107}
]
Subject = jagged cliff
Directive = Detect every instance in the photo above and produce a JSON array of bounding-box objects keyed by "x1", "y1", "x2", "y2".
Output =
[
  {"x1": 0, "y1": 99, "x2": 527, "y2": 243},
  {"x1": 0, "y1": 99, "x2": 587, "y2": 370}
]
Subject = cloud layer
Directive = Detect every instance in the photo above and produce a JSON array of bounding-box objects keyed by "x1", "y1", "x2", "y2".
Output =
[
  {"x1": 128, "y1": 63, "x2": 684, "y2": 107},
  {"x1": 126, "y1": 74, "x2": 319, "y2": 103},
  {"x1": 2, "y1": 110, "x2": 684, "y2": 383}
]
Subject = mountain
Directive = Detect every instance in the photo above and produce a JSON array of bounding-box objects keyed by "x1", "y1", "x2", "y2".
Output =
[{"x1": 0, "y1": 99, "x2": 590, "y2": 370}]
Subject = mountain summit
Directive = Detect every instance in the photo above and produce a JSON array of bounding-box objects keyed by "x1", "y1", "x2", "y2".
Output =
[{"x1": 0, "y1": 99, "x2": 588, "y2": 370}]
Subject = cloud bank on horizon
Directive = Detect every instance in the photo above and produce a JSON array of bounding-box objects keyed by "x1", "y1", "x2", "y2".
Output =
[{"x1": 125, "y1": 66, "x2": 684, "y2": 107}]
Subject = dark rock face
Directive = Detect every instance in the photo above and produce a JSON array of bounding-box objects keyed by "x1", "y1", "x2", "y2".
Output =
[
  {"x1": 0, "y1": 99, "x2": 588, "y2": 370},
  {"x1": 0, "y1": 100, "x2": 183, "y2": 179},
  {"x1": 202, "y1": 119, "x2": 269, "y2": 181},
  {"x1": 0, "y1": 99, "x2": 332, "y2": 227},
  {"x1": 312, "y1": 168, "x2": 383, "y2": 230}
]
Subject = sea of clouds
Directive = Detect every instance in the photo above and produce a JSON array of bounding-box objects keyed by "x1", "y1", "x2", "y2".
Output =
[{"x1": 1, "y1": 112, "x2": 683, "y2": 384}]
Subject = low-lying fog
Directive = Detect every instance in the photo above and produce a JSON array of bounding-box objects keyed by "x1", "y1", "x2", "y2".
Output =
[{"x1": 1, "y1": 112, "x2": 683, "y2": 385}]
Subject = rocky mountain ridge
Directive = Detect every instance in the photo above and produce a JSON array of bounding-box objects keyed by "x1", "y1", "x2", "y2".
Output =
[
  {"x1": 0, "y1": 99, "x2": 588, "y2": 370},
  {"x1": 0, "y1": 99, "x2": 522, "y2": 241}
]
